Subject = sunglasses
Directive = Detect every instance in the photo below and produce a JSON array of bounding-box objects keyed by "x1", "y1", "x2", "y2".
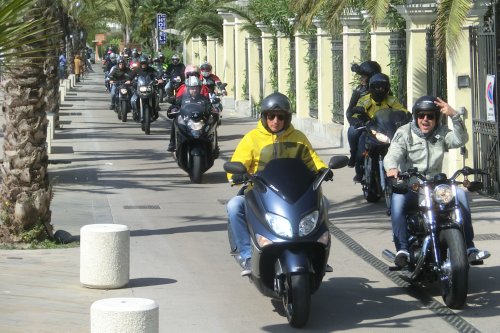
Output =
[
  {"x1": 417, "y1": 113, "x2": 435, "y2": 120},
  {"x1": 266, "y1": 113, "x2": 285, "y2": 121}
]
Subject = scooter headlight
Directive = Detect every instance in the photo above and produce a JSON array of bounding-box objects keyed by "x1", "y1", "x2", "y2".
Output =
[
  {"x1": 120, "y1": 88, "x2": 128, "y2": 94},
  {"x1": 298, "y1": 210, "x2": 319, "y2": 236},
  {"x1": 433, "y1": 184, "x2": 454, "y2": 204},
  {"x1": 265, "y1": 213, "x2": 292, "y2": 238},
  {"x1": 187, "y1": 119, "x2": 204, "y2": 131},
  {"x1": 371, "y1": 129, "x2": 390, "y2": 144}
]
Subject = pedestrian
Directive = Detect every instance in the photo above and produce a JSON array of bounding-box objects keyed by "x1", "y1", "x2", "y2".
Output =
[
  {"x1": 58, "y1": 53, "x2": 66, "y2": 80},
  {"x1": 74, "y1": 55, "x2": 82, "y2": 82}
]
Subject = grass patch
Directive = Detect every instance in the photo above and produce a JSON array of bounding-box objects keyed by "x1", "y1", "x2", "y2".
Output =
[{"x1": 0, "y1": 239, "x2": 80, "y2": 250}]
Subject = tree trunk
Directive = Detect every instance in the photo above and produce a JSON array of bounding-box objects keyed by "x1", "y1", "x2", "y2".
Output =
[{"x1": 0, "y1": 0, "x2": 57, "y2": 243}]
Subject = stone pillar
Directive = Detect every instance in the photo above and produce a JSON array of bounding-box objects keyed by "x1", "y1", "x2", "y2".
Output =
[
  {"x1": 276, "y1": 32, "x2": 291, "y2": 95},
  {"x1": 198, "y1": 39, "x2": 207, "y2": 64},
  {"x1": 257, "y1": 22, "x2": 275, "y2": 97},
  {"x1": 247, "y1": 36, "x2": 262, "y2": 116},
  {"x1": 313, "y1": 19, "x2": 334, "y2": 125},
  {"x1": 218, "y1": 10, "x2": 236, "y2": 102},
  {"x1": 395, "y1": 1, "x2": 437, "y2": 105},
  {"x1": 340, "y1": 11, "x2": 365, "y2": 126},
  {"x1": 191, "y1": 37, "x2": 201, "y2": 66},
  {"x1": 234, "y1": 16, "x2": 248, "y2": 101},
  {"x1": 206, "y1": 38, "x2": 217, "y2": 69},
  {"x1": 294, "y1": 31, "x2": 310, "y2": 118}
]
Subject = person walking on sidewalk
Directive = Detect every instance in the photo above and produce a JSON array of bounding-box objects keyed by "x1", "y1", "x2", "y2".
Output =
[
  {"x1": 384, "y1": 95, "x2": 490, "y2": 268},
  {"x1": 74, "y1": 54, "x2": 82, "y2": 83}
]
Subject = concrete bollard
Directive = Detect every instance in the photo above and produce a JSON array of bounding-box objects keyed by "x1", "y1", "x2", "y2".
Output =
[
  {"x1": 80, "y1": 224, "x2": 130, "y2": 289},
  {"x1": 46, "y1": 112, "x2": 54, "y2": 154},
  {"x1": 59, "y1": 85, "x2": 65, "y2": 103},
  {"x1": 91, "y1": 298, "x2": 159, "y2": 333},
  {"x1": 68, "y1": 74, "x2": 75, "y2": 87}
]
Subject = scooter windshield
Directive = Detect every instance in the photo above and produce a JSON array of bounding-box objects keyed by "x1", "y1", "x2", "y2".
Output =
[
  {"x1": 371, "y1": 108, "x2": 409, "y2": 139},
  {"x1": 257, "y1": 157, "x2": 316, "y2": 202},
  {"x1": 137, "y1": 75, "x2": 152, "y2": 86},
  {"x1": 179, "y1": 102, "x2": 206, "y2": 119}
]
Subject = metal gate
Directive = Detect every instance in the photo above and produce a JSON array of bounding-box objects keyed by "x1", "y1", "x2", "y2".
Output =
[{"x1": 469, "y1": 4, "x2": 500, "y2": 199}]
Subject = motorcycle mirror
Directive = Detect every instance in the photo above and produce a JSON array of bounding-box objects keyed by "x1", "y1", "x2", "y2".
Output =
[
  {"x1": 220, "y1": 83, "x2": 228, "y2": 89},
  {"x1": 392, "y1": 182, "x2": 409, "y2": 194},
  {"x1": 328, "y1": 156, "x2": 349, "y2": 169},
  {"x1": 212, "y1": 97, "x2": 221, "y2": 104},
  {"x1": 223, "y1": 161, "x2": 247, "y2": 175},
  {"x1": 465, "y1": 181, "x2": 483, "y2": 192}
]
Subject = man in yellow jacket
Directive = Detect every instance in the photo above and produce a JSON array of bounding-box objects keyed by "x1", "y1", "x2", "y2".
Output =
[{"x1": 226, "y1": 92, "x2": 328, "y2": 276}]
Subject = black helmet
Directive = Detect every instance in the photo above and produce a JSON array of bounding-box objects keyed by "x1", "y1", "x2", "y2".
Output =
[
  {"x1": 412, "y1": 95, "x2": 441, "y2": 123},
  {"x1": 139, "y1": 56, "x2": 148, "y2": 65},
  {"x1": 351, "y1": 60, "x2": 382, "y2": 78},
  {"x1": 260, "y1": 92, "x2": 292, "y2": 132},
  {"x1": 369, "y1": 73, "x2": 390, "y2": 103}
]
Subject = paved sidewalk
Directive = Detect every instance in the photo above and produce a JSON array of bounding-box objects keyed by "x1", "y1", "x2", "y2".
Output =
[{"x1": 0, "y1": 71, "x2": 499, "y2": 333}]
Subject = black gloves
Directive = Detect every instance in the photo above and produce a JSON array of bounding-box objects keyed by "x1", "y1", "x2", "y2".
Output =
[{"x1": 231, "y1": 174, "x2": 247, "y2": 184}]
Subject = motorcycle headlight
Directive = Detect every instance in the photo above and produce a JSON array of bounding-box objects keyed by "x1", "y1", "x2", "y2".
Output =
[
  {"x1": 265, "y1": 213, "x2": 292, "y2": 238},
  {"x1": 139, "y1": 86, "x2": 151, "y2": 93},
  {"x1": 187, "y1": 119, "x2": 204, "y2": 131},
  {"x1": 433, "y1": 184, "x2": 454, "y2": 205},
  {"x1": 298, "y1": 210, "x2": 319, "y2": 236},
  {"x1": 120, "y1": 88, "x2": 128, "y2": 94},
  {"x1": 371, "y1": 129, "x2": 390, "y2": 144}
]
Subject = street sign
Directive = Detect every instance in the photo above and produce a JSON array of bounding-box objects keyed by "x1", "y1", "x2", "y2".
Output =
[
  {"x1": 157, "y1": 13, "x2": 167, "y2": 30},
  {"x1": 486, "y1": 74, "x2": 496, "y2": 122},
  {"x1": 159, "y1": 31, "x2": 167, "y2": 45}
]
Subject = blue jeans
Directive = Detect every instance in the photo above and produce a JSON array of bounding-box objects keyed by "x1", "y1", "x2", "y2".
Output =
[
  {"x1": 391, "y1": 187, "x2": 475, "y2": 251},
  {"x1": 110, "y1": 83, "x2": 118, "y2": 106},
  {"x1": 226, "y1": 195, "x2": 251, "y2": 261},
  {"x1": 347, "y1": 125, "x2": 366, "y2": 175}
]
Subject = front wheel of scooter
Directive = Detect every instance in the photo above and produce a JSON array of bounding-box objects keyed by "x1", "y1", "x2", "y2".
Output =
[{"x1": 283, "y1": 274, "x2": 310, "y2": 328}]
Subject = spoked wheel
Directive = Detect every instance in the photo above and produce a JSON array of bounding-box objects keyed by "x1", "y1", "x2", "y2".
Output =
[
  {"x1": 439, "y1": 228, "x2": 469, "y2": 309},
  {"x1": 282, "y1": 274, "x2": 310, "y2": 328},
  {"x1": 189, "y1": 154, "x2": 203, "y2": 183}
]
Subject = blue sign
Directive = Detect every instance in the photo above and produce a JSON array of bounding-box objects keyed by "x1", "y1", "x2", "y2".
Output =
[
  {"x1": 159, "y1": 31, "x2": 167, "y2": 45},
  {"x1": 157, "y1": 13, "x2": 167, "y2": 30}
]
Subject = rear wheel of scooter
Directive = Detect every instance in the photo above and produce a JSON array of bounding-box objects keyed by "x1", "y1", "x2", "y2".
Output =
[
  {"x1": 120, "y1": 100, "x2": 128, "y2": 122},
  {"x1": 144, "y1": 105, "x2": 151, "y2": 135},
  {"x1": 189, "y1": 155, "x2": 203, "y2": 184},
  {"x1": 439, "y1": 228, "x2": 469, "y2": 309},
  {"x1": 283, "y1": 274, "x2": 310, "y2": 328}
]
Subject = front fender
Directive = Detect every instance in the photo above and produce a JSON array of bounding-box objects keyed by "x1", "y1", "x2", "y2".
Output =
[{"x1": 278, "y1": 249, "x2": 312, "y2": 274}]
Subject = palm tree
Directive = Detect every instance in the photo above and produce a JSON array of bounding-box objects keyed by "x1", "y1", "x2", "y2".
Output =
[{"x1": 0, "y1": 0, "x2": 60, "y2": 243}]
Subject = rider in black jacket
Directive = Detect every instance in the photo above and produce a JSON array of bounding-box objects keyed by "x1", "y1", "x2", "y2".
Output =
[
  {"x1": 164, "y1": 54, "x2": 186, "y2": 98},
  {"x1": 108, "y1": 57, "x2": 132, "y2": 110},
  {"x1": 130, "y1": 56, "x2": 163, "y2": 120}
]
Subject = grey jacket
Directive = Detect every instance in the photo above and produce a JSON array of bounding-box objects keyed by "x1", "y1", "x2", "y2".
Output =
[{"x1": 384, "y1": 114, "x2": 468, "y2": 177}]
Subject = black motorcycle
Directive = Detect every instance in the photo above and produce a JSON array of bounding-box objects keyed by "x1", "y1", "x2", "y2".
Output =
[
  {"x1": 383, "y1": 167, "x2": 487, "y2": 309},
  {"x1": 224, "y1": 156, "x2": 349, "y2": 328},
  {"x1": 359, "y1": 108, "x2": 409, "y2": 205},
  {"x1": 115, "y1": 81, "x2": 132, "y2": 122},
  {"x1": 171, "y1": 102, "x2": 218, "y2": 183},
  {"x1": 132, "y1": 74, "x2": 157, "y2": 135}
]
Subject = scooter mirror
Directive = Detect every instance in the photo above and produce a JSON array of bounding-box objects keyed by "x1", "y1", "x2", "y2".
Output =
[
  {"x1": 223, "y1": 161, "x2": 247, "y2": 175},
  {"x1": 329, "y1": 156, "x2": 349, "y2": 169}
]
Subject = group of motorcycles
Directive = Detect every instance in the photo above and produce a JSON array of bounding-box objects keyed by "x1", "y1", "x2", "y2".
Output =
[
  {"x1": 222, "y1": 107, "x2": 489, "y2": 327},
  {"x1": 104, "y1": 66, "x2": 226, "y2": 183}
]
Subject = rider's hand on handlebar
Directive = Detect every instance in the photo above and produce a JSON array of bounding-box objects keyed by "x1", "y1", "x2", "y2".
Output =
[{"x1": 386, "y1": 168, "x2": 399, "y2": 179}]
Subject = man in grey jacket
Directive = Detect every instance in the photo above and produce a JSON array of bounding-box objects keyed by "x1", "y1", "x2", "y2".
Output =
[{"x1": 384, "y1": 95, "x2": 490, "y2": 268}]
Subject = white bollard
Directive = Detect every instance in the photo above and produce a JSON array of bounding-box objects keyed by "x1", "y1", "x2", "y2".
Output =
[
  {"x1": 91, "y1": 298, "x2": 159, "y2": 333},
  {"x1": 80, "y1": 224, "x2": 130, "y2": 289},
  {"x1": 46, "y1": 112, "x2": 54, "y2": 154},
  {"x1": 59, "y1": 85, "x2": 65, "y2": 103}
]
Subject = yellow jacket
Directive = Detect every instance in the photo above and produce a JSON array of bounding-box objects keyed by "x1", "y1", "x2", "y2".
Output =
[
  {"x1": 227, "y1": 121, "x2": 327, "y2": 180},
  {"x1": 355, "y1": 94, "x2": 409, "y2": 119}
]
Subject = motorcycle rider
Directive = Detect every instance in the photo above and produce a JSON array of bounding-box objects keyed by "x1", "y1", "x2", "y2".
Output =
[
  {"x1": 347, "y1": 61, "x2": 381, "y2": 167},
  {"x1": 199, "y1": 61, "x2": 227, "y2": 96},
  {"x1": 385, "y1": 96, "x2": 491, "y2": 267},
  {"x1": 350, "y1": 73, "x2": 409, "y2": 182},
  {"x1": 108, "y1": 56, "x2": 132, "y2": 110},
  {"x1": 226, "y1": 92, "x2": 331, "y2": 276},
  {"x1": 164, "y1": 54, "x2": 186, "y2": 99},
  {"x1": 166, "y1": 68, "x2": 216, "y2": 153},
  {"x1": 130, "y1": 55, "x2": 163, "y2": 121}
]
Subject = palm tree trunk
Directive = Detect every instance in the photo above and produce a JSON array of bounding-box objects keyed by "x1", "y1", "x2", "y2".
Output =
[{"x1": 0, "y1": 0, "x2": 57, "y2": 243}]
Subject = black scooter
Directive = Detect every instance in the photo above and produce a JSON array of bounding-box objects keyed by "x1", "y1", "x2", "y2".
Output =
[{"x1": 224, "y1": 155, "x2": 348, "y2": 328}]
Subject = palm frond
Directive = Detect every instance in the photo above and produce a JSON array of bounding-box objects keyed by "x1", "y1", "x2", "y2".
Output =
[{"x1": 435, "y1": 0, "x2": 472, "y2": 57}]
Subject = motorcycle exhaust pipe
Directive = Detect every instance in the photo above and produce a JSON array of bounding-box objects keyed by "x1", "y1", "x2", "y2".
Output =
[{"x1": 382, "y1": 249, "x2": 396, "y2": 263}]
